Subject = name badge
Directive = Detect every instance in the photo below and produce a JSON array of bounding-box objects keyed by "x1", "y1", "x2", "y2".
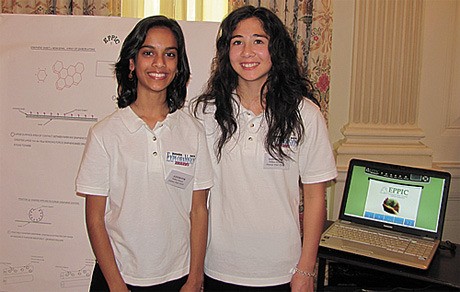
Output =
[
  {"x1": 166, "y1": 170, "x2": 193, "y2": 189},
  {"x1": 263, "y1": 153, "x2": 290, "y2": 170}
]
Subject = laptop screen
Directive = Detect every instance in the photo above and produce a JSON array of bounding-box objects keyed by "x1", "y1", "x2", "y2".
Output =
[{"x1": 340, "y1": 159, "x2": 451, "y2": 239}]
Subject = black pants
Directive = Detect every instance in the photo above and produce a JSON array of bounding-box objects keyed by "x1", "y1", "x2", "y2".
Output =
[
  {"x1": 89, "y1": 263, "x2": 188, "y2": 291},
  {"x1": 204, "y1": 274, "x2": 291, "y2": 291}
]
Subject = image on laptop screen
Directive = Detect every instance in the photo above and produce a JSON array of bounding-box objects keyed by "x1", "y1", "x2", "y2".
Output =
[{"x1": 342, "y1": 163, "x2": 448, "y2": 234}]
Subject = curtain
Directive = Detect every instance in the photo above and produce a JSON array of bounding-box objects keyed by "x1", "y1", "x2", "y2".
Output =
[
  {"x1": 229, "y1": 0, "x2": 333, "y2": 120},
  {"x1": 122, "y1": 0, "x2": 144, "y2": 18},
  {"x1": 156, "y1": 0, "x2": 227, "y2": 21},
  {"x1": 1, "y1": 0, "x2": 121, "y2": 16},
  {"x1": 121, "y1": 0, "x2": 227, "y2": 22}
]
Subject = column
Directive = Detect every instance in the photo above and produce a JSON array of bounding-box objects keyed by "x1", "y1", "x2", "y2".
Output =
[
  {"x1": 336, "y1": 0, "x2": 432, "y2": 167},
  {"x1": 332, "y1": 0, "x2": 433, "y2": 218}
]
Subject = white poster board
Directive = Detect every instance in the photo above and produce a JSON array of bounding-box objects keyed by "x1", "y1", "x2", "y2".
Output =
[{"x1": 0, "y1": 14, "x2": 218, "y2": 292}]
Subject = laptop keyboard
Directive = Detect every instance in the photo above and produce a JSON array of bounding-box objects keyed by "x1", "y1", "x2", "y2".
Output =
[{"x1": 327, "y1": 223, "x2": 435, "y2": 259}]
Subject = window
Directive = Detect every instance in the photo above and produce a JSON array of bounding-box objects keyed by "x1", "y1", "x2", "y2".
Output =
[{"x1": 122, "y1": 0, "x2": 228, "y2": 22}]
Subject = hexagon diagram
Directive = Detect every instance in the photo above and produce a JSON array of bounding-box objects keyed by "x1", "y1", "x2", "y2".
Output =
[{"x1": 52, "y1": 61, "x2": 84, "y2": 90}]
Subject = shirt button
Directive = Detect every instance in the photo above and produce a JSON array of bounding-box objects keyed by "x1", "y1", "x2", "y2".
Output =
[
  {"x1": 152, "y1": 151, "x2": 158, "y2": 156},
  {"x1": 152, "y1": 136, "x2": 157, "y2": 141},
  {"x1": 248, "y1": 137, "x2": 253, "y2": 141},
  {"x1": 250, "y1": 123, "x2": 255, "y2": 128}
]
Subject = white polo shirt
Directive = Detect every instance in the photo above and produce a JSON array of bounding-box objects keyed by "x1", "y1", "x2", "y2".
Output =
[
  {"x1": 76, "y1": 106, "x2": 213, "y2": 286},
  {"x1": 199, "y1": 98, "x2": 337, "y2": 286}
]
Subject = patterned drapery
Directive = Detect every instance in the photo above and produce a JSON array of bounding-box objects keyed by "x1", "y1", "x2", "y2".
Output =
[
  {"x1": 0, "y1": 0, "x2": 121, "y2": 16},
  {"x1": 229, "y1": 0, "x2": 333, "y2": 120}
]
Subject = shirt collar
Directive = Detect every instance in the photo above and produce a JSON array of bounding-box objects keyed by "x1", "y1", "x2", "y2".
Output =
[{"x1": 120, "y1": 106, "x2": 177, "y2": 133}]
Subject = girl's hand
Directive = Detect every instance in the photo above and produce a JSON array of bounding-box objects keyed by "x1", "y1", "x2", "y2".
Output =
[
  {"x1": 180, "y1": 280, "x2": 204, "y2": 292},
  {"x1": 290, "y1": 272, "x2": 315, "y2": 292}
]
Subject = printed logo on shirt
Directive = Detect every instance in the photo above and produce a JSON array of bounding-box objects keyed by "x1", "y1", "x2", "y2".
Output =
[
  {"x1": 281, "y1": 136, "x2": 298, "y2": 148},
  {"x1": 166, "y1": 152, "x2": 196, "y2": 167}
]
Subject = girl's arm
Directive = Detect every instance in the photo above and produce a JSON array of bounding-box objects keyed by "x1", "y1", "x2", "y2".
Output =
[
  {"x1": 84, "y1": 194, "x2": 129, "y2": 292},
  {"x1": 181, "y1": 189, "x2": 209, "y2": 292},
  {"x1": 290, "y1": 182, "x2": 327, "y2": 292}
]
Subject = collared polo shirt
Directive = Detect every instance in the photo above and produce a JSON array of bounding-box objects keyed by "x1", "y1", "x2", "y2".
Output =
[
  {"x1": 200, "y1": 98, "x2": 337, "y2": 286},
  {"x1": 76, "y1": 106, "x2": 213, "y2": 286}
]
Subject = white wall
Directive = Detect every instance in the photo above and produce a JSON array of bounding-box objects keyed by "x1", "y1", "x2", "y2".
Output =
[{"x1": 418, "y1": 0, "x2": 460, "y2": 244}]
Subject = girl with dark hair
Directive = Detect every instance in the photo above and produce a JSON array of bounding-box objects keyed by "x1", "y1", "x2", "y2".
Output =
[
  {"x1": 76, "y1": 16, "x2": 212, "y2": 292},
  {"x1": 193, "y1": 6, "x2": 337, "y2": 291}
]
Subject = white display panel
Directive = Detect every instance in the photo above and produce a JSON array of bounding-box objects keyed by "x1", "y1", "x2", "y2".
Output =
[{"x1": 0, "y1": 14, "x2": 218, "y2": 292}]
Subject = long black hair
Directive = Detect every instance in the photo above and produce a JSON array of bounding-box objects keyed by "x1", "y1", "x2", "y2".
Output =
[
  {"x1": 115, "y1": 15, "x2": 190, "y2": 112},
  {"x1": 194, "y1": 5, "x2": 319, "y2": 161}
]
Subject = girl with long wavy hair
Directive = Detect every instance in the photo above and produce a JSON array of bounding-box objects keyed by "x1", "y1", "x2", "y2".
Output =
[{"x1": 194, "y1": 5, "x2": 337, "y2": 292}]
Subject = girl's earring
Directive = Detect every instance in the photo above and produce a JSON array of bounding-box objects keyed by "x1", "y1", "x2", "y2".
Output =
[{"x1": 128, "y1": 70, "x2": 134, "y2": 80}]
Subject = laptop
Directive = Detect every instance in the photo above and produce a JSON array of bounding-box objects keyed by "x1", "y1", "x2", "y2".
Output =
[{"x1": 320, "y1": 158, "x2": 451, "y2": 269}]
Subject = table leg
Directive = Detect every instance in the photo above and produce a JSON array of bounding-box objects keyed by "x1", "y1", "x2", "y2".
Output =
[{"x1": 317, "y1": 258, "x2": 326, "y2": 291}]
